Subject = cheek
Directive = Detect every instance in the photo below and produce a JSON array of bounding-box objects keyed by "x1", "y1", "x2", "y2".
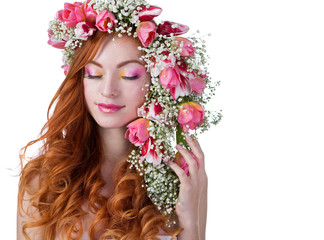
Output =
[
  {"x1": 83, "y1": 81, "x2": 89, "y2": 100},
  {"x1": 128, "y1": 76, "x2": 150, "y2": 98},
  {"x1": 83, "y1": 81, "x2": 94, "y2": 105},
  {"x1": 138, "y1": 74, "x2": 151, "y2": 95},
  {"x1": 134, "y1": 85, "x2": 150, "y2": 105}
]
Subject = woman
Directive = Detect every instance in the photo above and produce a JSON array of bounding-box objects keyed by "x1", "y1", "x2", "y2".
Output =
[{"x1": 18, "y1": 0, "x2": 220, "y2": 239}]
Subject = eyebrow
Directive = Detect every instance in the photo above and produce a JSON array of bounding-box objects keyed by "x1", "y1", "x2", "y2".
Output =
[
  {"x1": 117, "y1": 60, "x2": 144, "y2": 68},
  {"x1": 89, "y1": 59, "x2": 144, "y2": 68}
]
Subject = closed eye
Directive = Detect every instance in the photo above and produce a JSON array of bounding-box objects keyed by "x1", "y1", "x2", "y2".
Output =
[
  {"x1": 86, "y1": 75, "x2": 102, "y2": 79},
  {"x1": 122, "y1": 75, "x2": 139, "y2": 80}
]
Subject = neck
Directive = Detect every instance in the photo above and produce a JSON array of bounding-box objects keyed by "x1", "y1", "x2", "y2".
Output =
[
  {"x1": 98, "y1": 126, "x2": 133, "y2": 188},
  {"x1": 99, "y1": 126, "x2": 133, "y2": 164}
]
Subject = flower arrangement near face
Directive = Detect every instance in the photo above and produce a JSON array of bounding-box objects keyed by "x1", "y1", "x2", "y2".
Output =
[{"x1": 48, "y1": 0, "x2": 222, "y2": 218}]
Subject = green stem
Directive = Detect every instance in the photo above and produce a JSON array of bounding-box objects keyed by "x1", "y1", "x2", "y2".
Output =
[{"x1": 176, "y1": 124, "x2": 188, "y2": 148}]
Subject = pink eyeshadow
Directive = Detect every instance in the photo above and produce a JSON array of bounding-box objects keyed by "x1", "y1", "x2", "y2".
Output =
[
  {"x1": 122, "y1": 68, "x2": 146, "y2": 77},
  {"x1": 85, "y1": 66, "x2": 103, "y2": 76}
]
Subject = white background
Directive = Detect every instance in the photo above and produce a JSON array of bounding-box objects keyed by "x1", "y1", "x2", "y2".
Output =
[{"x1": 1, "y1": 0, "x2": 323, "y2": 239}]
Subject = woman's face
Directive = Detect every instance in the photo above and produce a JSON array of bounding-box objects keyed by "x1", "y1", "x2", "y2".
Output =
[{"x1": 83, "y1": 35, "x2": 151, "y2": 129}]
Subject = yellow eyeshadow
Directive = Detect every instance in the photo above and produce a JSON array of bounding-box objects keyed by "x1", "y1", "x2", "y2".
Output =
[{"x1": 119, "y1": 70, "x2": 126, "y2": 77}]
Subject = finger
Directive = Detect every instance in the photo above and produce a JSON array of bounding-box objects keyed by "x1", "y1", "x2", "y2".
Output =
[
  {"x1": 168, "y1": 160, "x2": 189, "y2": 183},
  {"x1": 185, "y1": 135, "x2": 205, "y2": 168},
  {"x1": 176, "y1": 144, "x2": 199, "y2": 177}
]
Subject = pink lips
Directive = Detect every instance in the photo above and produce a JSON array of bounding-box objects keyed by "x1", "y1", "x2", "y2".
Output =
[{"x1": 98, "y1": 103, "x2": 125, "y2": 113}]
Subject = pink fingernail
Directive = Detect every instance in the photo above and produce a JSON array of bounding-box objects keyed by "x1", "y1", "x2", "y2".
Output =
[
  {"x1": 176, "y1": 144, "x2": 183, "y2": 150},
  {"x1": 186, "y1": 135, "x2": 193, "y2": 141}
]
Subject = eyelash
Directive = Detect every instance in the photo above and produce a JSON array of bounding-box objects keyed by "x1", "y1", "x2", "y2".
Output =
[
  {"x1": 86, "y1": 75, "x2": 102, "y2": 79},
  {"x1": 85, "y1": 75, "x2": 139, "y2": 80},
  {"x1": 122, "y1": 75, "x2": 139, "y2": 80}
]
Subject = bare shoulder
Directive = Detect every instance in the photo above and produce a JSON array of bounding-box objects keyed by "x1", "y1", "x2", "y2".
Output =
[{"x1": 17, "y1": 174, "x2": 44, "y2": 240}]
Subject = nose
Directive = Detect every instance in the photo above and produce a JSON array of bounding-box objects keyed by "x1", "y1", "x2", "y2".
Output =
[{"x1": 100, "y1": 74, "x2": 119, "y2": 98}]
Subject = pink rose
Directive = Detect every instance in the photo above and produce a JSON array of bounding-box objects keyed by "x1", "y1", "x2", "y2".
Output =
[
  {"x1": 83, "y1": 0, "x2": 97, "y2": 23},
  {"x1": 75, "y1": 21, "x2": 97, "y2": 40},
  {"x1": 137, "y1": 99, "x2": 168, "y2": 123},
  {"x1": 47, "y1": 29, "x2": 67, "y2": 49},
  {"x1": 174, "y1": 151, "x2": 200, "y2": 175},
  {"x1": 141, "y1": 137, "x2": 163, "y2": 166},
  {"x1": 136, "y1": 21, "x2": 156, "y2": 47},
  {"x1": 137, "y1": 5, "x2": 162, "y2": 21},
  {"x1": 57, "y1": 2, "x2": 86, "y2": 28},
  {"x1": 174, "y1": 37, "x2": 195, "y2": 57},
  {"x1": 157, "y1": 21, "x2": 189, "y2": 37},
  {"x1": 95, "y1": 10, "x2": 117, "y2": 32},
  {"x1": 125, "y1": 118, "x2": 150, "y2": 146},
  {"x1": 177, "y1": 102, "x2": 205, "y2": 133},
  {"x1": 159, "y1": 66, "x2": 191, "y2": 100}
]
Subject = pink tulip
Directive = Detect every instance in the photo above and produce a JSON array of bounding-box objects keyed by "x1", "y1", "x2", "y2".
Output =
[
  {"x1": 137, "y1": 5, "x2": 162, "y2": 21},
  {"x1": 177, "y1": 60, "x2": 206, "y2": 95},
  {"x1": 157, "y1": 21, "x2": 189, "y2": 37},
  {"x1": 159, "y1": 66, "x2": 181, "y2": 89},
  {"x1": 174, "y1": 37, "x2": 195, "y2": 57},
  {"x1": 75, "y1": 21, "x2": 97, "y2": 40},
  {"x1": 189, "y1": 73, "x2": 207, "y2": 95},
  {"x1": 146, "y1": 100, "x2": 163, "y2": 117},
  {"x1": 125, "y1": 118, "x2": 150, "y2": 146},
  {"x1": 47, "y1": 29, "x2": 67, "y2": 49},
  {"x1": 95, "y1": 10, "x2": 116, "y2": 32},
  {"x1": 159, "y1": 51, "x2": 175, "y2": 66},
  {"x1": 159, "y1": 67, "x2": 191, "y2": 100},
  {"x1": 149, "y1": 51, "x2": 176, "y2": 77},
  {"x1": 61, "y1": 65, "x2": 70, "y2": 75},
  {"x1": 177, "y1": 102, "x2": 205, "y2": 133},
  {"x1": 174, "y1": 151, "x2": 200, "y2": 175},
  {"x1": 137, "y1": 99, "x2": 168, "y2": 123},
  {"x1": 57, "y1": 2, "x2": 86, "y2": 28},
  {"x1": 169, "y1": 74, "x2": 192, "y2": 100},
  {"x1": 83, "y1": 0, "x2": 97, "y2": 23},
  {"x1": 136, "y1": 21, "x2": 156, "y2": 47},
  {"x1": 141, "y1": 137, "x2": 163, "y2": 166}
]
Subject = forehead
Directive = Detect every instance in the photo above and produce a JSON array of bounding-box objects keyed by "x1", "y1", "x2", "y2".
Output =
[{"x1": 92, "y1": 35, "x2": 144, "y2": 68}]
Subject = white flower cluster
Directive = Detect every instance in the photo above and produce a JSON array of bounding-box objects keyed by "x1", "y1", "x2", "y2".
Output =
[
  {"x1": 127, "y1": 148, "x2": 145, "y2": 175},
  {"x1": 90, "y1": 0, "x2": 146, "y2": 17},
  {"x1": 49, "y1": 18, "x2": 83, "y2": 65},
  {"x1": 139, "y1": 35, "x2": 182, "y2": 77},
  {"x1": 90, "y1": 0, "x2": 145, "y2": 36},
  {"x1": 144, "y1": 162, "x2": 180, "y2": 216}
]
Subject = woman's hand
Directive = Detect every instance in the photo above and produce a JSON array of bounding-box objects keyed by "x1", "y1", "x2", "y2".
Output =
[{"x1": 168, "y1": 135, "x2": 208, "y2": 240}]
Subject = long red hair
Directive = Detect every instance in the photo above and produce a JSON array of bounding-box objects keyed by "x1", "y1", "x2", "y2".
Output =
[{"x1": 18, "y1": 31, "x2": 181, "y2": 240}]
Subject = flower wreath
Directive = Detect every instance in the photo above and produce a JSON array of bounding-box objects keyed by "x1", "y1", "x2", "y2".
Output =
[{"x1": 48, "y1": 0, "x2": 222, "y2": 223}]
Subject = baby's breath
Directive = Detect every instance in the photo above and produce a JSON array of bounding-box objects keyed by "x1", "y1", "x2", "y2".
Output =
[{"x1": 144, "y1": 162, "x2": 179, "y2": 216}]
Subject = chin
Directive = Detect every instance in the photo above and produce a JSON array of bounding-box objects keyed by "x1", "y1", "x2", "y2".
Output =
[
  {"x1": 97, "y1": 121, "x2": 127, "y2": 129},
  {"x1": 96, "y1": 116, "x2": 139, "y2": 129}
]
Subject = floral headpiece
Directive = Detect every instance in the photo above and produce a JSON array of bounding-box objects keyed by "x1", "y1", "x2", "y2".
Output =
[{"x1": 48, "y1": 0, "x2": 222, "y2": 222}]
